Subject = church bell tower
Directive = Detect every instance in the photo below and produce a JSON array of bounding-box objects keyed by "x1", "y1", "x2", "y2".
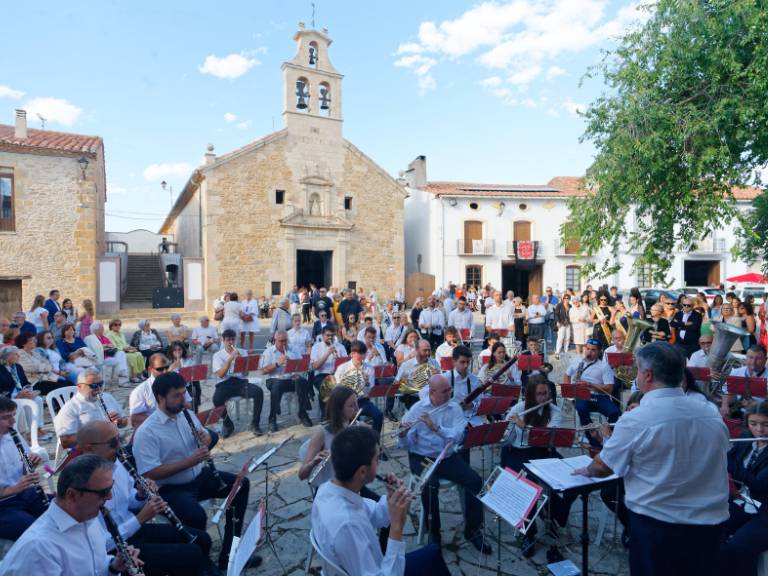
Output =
[{"x1": 282, "y1": 23, "x2": 343, "y2": 135}]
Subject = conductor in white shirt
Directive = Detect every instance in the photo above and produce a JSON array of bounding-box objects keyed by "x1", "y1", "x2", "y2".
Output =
[
  {"x1": 310, "y1": 425, "x2": 450, "y2": 576},
  {"x1": 574, "y1": 342, "x2": 729, "y2": 576}
]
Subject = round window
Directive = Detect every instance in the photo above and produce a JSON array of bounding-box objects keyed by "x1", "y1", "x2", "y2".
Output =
[
  {"x1": 469, "y1": 202, "x2": 479, "y2": 210},
  {"x1": 518, "y1": 203, "x2": 528, "y2": 212}
]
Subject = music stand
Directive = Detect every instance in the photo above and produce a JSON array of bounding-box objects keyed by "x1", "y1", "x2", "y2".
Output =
[
  {"x1": 475, "y1": 397, "x2": 515, "y2": 418},
  {"x1": 197, "y1": 406, "x2": 226, "y2": 428},
  {"x1": 723, "y1": 416, "x2": 743, "y2": 438},
  {"x1": 285, "y1": 357, "x2": 310, "y2": 374},
  {"x1": 687, "y1": 366, "x2": 711, "y2": 381},
  {"x1": 374, "y1": 364, "x2": 396, "y2": 378},
  {"x1": 525, "y1": 427, "x2": 576, "y2": 450},
  {"x1": 227, "y1": 500, "x2": 265, "y2": 576},
  {"x1": 367, "y1": 382, "x2": 400, "y2": 399},
  {"x1": 490, "y1": 384, "x2": 521, "y2": 399},
  {"x1": 463, "y1": 421, "x2": 510, "y2": 478},
  {"x1": 560, "y1": 383, "x2": 592, "y2": 401},
  {"x1": 517, "y1": 355, "x2": 542, "y2": 371},
  {"x1": 606, "y1": 352, "x2": 633, "y2": 368},
  {"x1": 179, "y1": 364, "x2": 209, "y2": 383},
  {"x1": 725, "y1": 376, "x2": 768, "y2": 399},
  {"x1": 460, "y1": 328, "x2": 471, "y2": 342},
  {"x1": 333, "y1": 356, "x2": 347, "y2": 370},
  {"x1": 233, "y1": 355, "x2": 260, "y2": 374},
  {"x1": 440, "y1": 356, "x2": 454, "y2": 371}
]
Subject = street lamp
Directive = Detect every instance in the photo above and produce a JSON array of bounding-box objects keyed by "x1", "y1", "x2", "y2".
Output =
[
  {"x1": 78, "y1": 156, "x2": 89, "y2": 180},
  {"x1": 161, "y1": 180, "x2": 173, "y2": 209}
]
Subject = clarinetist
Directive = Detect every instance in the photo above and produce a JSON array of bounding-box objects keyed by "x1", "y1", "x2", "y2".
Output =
[
  {"x1": 1, "y1": 454, "x2": 142, "y2": 576},
  {"x1": 78, "y1": 420, "x2": 216, "y2": 576},
  {"x1": 399, "y1": 374, "x2": 491, "y2": 554},
  {"x1": 0, "y1": 397, "x2": 49, "y2": 541},
  {"x1": 54, "y1": 368, "x2": 126, "y2": 449},
  {"x1": 133, "y1": 372, "x2": 261, "y2": 571}
]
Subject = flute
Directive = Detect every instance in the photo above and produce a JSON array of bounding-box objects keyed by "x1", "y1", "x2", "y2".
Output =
[
  {"x1": 387, "y1": 402, "x2": 451, "y2": 438},
  {"x1": 9, "y1": 428, "x2": 48, "y2": 507},
  {"x1": 730, "y1": 437, "x2": 768, "y2": 442},
  {"x1": 182, "y1": 409, "x2": 226, "y2": 490},
  {"x1": 117, "y1": 451, "x2": 196, "y2": 543},
  {"x1": 308, "y1": 409, "x2": 363, "y2": 484},
  {"x1": 101, "y1": 505, "x2": 145, "y2": 576}
]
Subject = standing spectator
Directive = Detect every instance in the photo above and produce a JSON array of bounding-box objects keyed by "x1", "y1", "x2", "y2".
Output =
[
  {"x1": 26, "y1": 295, "x2": 49, "y2": 333},
  {"x1": 670, "y1": 298, "x2": 703, "y2": 358},
  {"x1": 300, "y1": 288, "x2": 311, "y2": 324},
  {"x1": 410, "y1": 297, "x2": 424, "y2": 330},
  {"x1": 60, "y1": 298, "x2": 77, "y2": 323},
  {"x1": 240, "y1": 290, "x2": 259, "y2": 350},
  {"x1": 739, "y1": 302, "x2": 758, "y2": 351},
  {"x1": 542, "y1": 287, "x2": 559, "y2": 346},
  {"x1": 338, "y1": 289, "x2": 363, "y2": 327},
  {"x1": 220, "y1": 292, "x2": 243, "y2": 340},
  {"x1": 512, "y1": 297, "x2": 528, "y2": 346},
  {"x1": 313, "y1": 287, "x2": 334, "y2": 320},
  {"x1": 570, "y1": 294, "x2": 592, "y2": 356},
  {"x1": 418, "y1": 296, "x2": 445, "y2": 350},
  {"x1": 553, "y1": 294, "x2": 572, "y2": 358},
  {"x1": 288, "y1": 285, "x2": 300, "y2": 316},
  {"x1": 527, "y1": 295, "x2": 547, "y2": 342},
  {"x1": 43, "y1": 289, "x2": 62, "y2": 319},
  {"x1": 77, "y1": 299, "x2": 95, "y2": 340},
  {"x1": 270, "y1": 297, "x2": 292, "y2": 337}
]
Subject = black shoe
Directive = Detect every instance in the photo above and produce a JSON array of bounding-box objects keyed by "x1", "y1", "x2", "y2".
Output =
[
  {"x1": 249, "y1": 423, "x2": 263, "y2": 436},
  {"x1": 621, "y1": 528, "x2": 630, "y2": 549},
  {"x1": 521, "y1": 533, "x2": 536, "y2": 558},
  {"x1": 221, "y1": 418, "x2": 235, "y2": 439},
  {"x1": 546, "y1": 546, "x2": 564, "y2": 563},
  {"x1": 467, "y1": 533, "x2": 492, "y2": 555},
  {"x1": 268, "y1": 419, "x2": 278, "y2": 433},
  {"x1": 385, "y1": 410, "x2": 398, "y2": 422},
  {"x1": 299, "y1": 414, "x2": 313, "y2": 427}
]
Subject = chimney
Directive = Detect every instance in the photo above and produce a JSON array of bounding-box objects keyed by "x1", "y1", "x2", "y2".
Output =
[
  {"x1": 14, "y1": 109, "x2": 27, "y2": 139},
  {"x1": 204, "y1": 144, "x2": 216, "y2": 166},
  {"x1": 405, "y1": 155, "x2": 427, "y2": 188}
]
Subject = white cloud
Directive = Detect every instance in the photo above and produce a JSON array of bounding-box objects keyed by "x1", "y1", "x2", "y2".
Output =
[
  {"x1": 199, "y1": 52, "x2": 259, "y2": 79},
  {"x1": 0, "y1": 85, "x2": 25, "y2": 99},
  {"x1": 23, "y1": 97, "x2": 82, "y2": 126},
  {"x1": 224, "y1": 112, "x2": 238, "y2": 123},
  {"x1": 479, "y1": 76, "x2": 503, "y2": 88},
  {"x1": 236, "y1": 120, "x2": 252, "y2": 130},
  {"x1": 396, "y1": 0, "x2": 651, "y2": 95},
  {"x1": 143, "y1": 162, "x2": 194, "y2": 182}
]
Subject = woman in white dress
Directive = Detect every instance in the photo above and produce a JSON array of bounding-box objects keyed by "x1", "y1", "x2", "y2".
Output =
[
  {"x1": 26, "y1": 294, "x2": 49, "y2": 332},
  {"x1": 569, "y1": 293, "x2": 592, "y2": 355},
  {"x1": 221, "y1": 292, "x2": 244, "y2": 340}
]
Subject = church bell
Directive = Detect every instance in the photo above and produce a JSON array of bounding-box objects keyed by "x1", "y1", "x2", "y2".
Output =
[
  {"x1": 309, "y1": 46, "x2": 317, "y2": 66},
  {"x1": 296, "y1": 80, "x2": 309, "y2": 109},
  {"x1": 319, "y1": 85, "x2": 331, "y2": 110}
]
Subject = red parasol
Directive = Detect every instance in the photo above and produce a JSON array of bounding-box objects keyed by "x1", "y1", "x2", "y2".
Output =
[{"x1": 726, "y1": 273, "x2": 768, "y2": 284}]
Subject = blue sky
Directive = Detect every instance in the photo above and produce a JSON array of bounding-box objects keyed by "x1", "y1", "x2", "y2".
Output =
[{"x1": 0, "y1": 0, "x2": 648, "y2": 232}]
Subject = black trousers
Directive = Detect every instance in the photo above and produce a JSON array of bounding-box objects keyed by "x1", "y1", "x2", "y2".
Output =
[
  {"x1": 719, "y1": 502, "x2": 768, "y2": 576},
  {"x1": 160, "y1": 466, "x2": 249, "y2": 566},
  {"x1": 408, "y1": 452, "x2": 484, "y2": 539},
  {"x1": 212, "y1": 376, "x2": 264, "y2": 427},
  {"x1": 311, "y1": 372, "x2": 330, "y2": 417},
  {"x1": 126, "y1": 523, "x2": 211, "y2": 576},
  {"x1": 265, "y1": 376, "x2": 310, "y2": 421},
  {"x1": 629, "y1": 510, "x2": 724, "y2": 576},
  {"x1": 600, "y1": 479, "x2": 629, "y2": 529},
  {"x1": 0, "y1": 487, "x2": 48, "y2": 540}
]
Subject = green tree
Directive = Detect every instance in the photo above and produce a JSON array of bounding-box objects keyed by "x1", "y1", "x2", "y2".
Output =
[{"x1": 562, "y1": 0, "x2": 768, "y2": 283}]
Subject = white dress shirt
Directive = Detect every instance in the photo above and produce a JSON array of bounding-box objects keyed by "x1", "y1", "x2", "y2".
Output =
[
  {"x1": 485, "y1": 304, "x2": 511, "y2": 329},
  {"x1": 211, "y1": 346, "x2": 251, "y2": 384},
  {"x1": 0, "y1": 500, "x2": 113, "y2": 576},
  {"x1": 191, "y1": 325, "x2": 219, "y2": 345},
  {"x1": 287, "y1": 327, "x2": 312, "y2": 357},
  {"x1": 385, "y1": 324, "x2": 406, "y2": 347},
  {"x1": 310, "y1": 340, "x2": 348, "y2": 374},
  {"x1": 448, "y1": 308, "x2": 473, "y2": 331},
  {"x1": 565, "y1": 357, "x2": 615, "y2": 389},
  {"x1": 600, "y1": 387, "x2": 729, "y2": 524},
  {"x1": 434, "y1": 341, "x2": 456, "y2": 360},
  {"x1": 53, "y1": 391, "x2": 123, "y2": 438},
  {"x1": 687, "y1": 349, "x2": 709, "y2": 368},
  {"x1": 418, "y1": 307, "x2": 445, "y2": 335},
  {"x1": 363, "y1": 341, "x2": 387, "y2": 367},
  {"x1": 503, "y1": 400, "x2": 562, "y2": 448},
  {"x1": 311, "y1": 481, "x2": 403, "y2": 576},
  {"x1": 129, "y1": 376, "x2": 192, "y2": 417},
  {"x1": 0, "y1": 431, "x2": 25, "y2": 489},
  {"x1": 527, "y1": 304, "x2": 547, "y2": 325},
  {"x1": 334, "y1": 360, "x2": 375, "y2": 394},
  {"x1": 400, "y1": 398, "x2": 466, "y2": 458},
  {"x1": 101, "y1": 461, "x2": 144, "y2": 548},
  {"x1": 133, "y1": 408, "x2": 203, "y2": 486},
  {"x1": 259, "y1": 345, "x2": 301, "y2": 380}
]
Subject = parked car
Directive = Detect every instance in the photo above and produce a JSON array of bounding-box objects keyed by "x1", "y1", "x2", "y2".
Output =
[
  {"x1": 733, "y1": 284, "x2": 768, "y2": 306},
  {"x1": 639, "y1": 288, "x2": 684, "y2": 315},
  {"x1": 678, "y1": 287, "x2": 725, "y2": 305}
]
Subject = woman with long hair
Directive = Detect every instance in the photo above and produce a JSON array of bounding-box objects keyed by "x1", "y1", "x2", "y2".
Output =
[
  {"x1": 722, "y1": 302, "x2": 744, "y2": 353},
  {"x1": 169, "y1": 341, "x2": 200, "y2": 411},
  {"x1": 57, "y1": 323, "x2": 91, "y2": 376},
  {"x1": 36, "y1": 330, "x2": 76, "y2": 385},
  {"x1": 628, "y1": 288, "x2": 645, "y2": 319},
  {"x1": 739, "y1": 302, "x2": 758, "y2": 351},
  {"x1": 27, "y1": 294, "x2": 49, "y2": 332},
  {"x1": 14, "y1": 331, "x2": 67, "y2": 395},
  {"x1": 477, "y1": 341, "x2": 520, "y2": 386},
  {"x1": 78, "y1": 299, "x2": 95, "y2": 340},
  {"x1": 711, "y1": 295, "x2": 724, "y2": 321}
]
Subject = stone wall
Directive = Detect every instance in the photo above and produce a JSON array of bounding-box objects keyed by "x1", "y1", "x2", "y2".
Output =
[{"x1": 0, "y1": 150, "x2": 104, "y2": 310}]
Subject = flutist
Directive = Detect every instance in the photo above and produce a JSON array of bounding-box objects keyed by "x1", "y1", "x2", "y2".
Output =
[
  {"x1": 133, "y1": 372, "x2": 261, "y2": 571},
  {"x1": 78, "y1": 420, "x2": 217, "y2": 576},
  {"x1": 399, "y1": 374, "x2": 491, "y2": 554},
  {"x1": 53, "y1": 368, "x2": 126, "y2": 449},
  {"x1": 0, "y1": 397, "x2": 49, "y2": 541},
  {"x1": 1, "y1": 454, "x2": 142, "y2": 576}
]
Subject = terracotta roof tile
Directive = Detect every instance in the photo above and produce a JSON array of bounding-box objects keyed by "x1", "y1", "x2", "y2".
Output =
[{"x1": 0, "y1": 124, "x2": 102, "y2": 156}]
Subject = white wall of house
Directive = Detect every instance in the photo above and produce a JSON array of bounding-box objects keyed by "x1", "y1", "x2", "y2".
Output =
[{"x1": 106, "y1": 229, "x2": 174, "y2": 253}]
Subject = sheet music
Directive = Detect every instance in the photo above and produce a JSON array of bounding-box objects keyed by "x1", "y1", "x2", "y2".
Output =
[
  {"x1": 228, "y1": 503, "x2": 263, "y2": 576},
  {"x1": 524, "y1": 455, "x2": 617, "y2": 490},
  {"x1": 415, "y1": 442, "x2": 453, "y2": 491},
  {"x1": 248, "y1": 434, "x2": 295, "y2": 472},
  {"x1": 480, "y1": 468, "x2": 542, "y2": 528}
]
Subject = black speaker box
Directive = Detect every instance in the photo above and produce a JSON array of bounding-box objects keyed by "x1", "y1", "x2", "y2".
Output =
[{"x1": 152, "y1": 287, "x2": 184, "y2": 309}]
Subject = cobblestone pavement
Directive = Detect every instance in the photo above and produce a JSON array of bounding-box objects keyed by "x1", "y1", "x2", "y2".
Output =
[{"x1": 13, "y1": 318, "x2": 630, "y2": 575}]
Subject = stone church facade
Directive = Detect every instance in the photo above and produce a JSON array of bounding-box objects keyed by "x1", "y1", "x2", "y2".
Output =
[{"x1": 160, "y1": 24, "x2": 406, "y2": 306}]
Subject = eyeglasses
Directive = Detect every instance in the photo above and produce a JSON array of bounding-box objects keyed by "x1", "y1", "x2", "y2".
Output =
[
  {"x1": 682, "y1": 304, "x2": 692, "y2": 307},
  {"x1": 599, "y1": 299, "x2": 608, "y2": 302},
  {"x1": 89, "y1": 437, "x2": 120, "y2": 448},
  {"x1": 153, "y1": 365, "x2": 169, "y2": 372},
  {"x1": 87, "y1": 381, "x2": 105, "y2": 390},
  {"x1": 76, "y1": 484, "x2": 113, "y2": 498}
]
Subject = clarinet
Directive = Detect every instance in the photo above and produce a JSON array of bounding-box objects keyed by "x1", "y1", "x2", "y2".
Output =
[
  {"x1": 182, "y1": 409, "x2": 226, "y2": 490},
  {"x1": 8, "y1": 428, "x2": 48, "y2": 507},
  {"x1": 101, "y1": 505, "x2": 145, "y2": 576},
  {"x1": 95, "y1": 391, "x2": 130, "y2": 463},
  {"x1": 116, "y1": 451, "x2": 197, "y2": 543}
]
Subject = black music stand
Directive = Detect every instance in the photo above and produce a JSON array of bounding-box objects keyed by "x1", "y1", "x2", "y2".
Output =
[{"x1": 463, "y1": 421, "x2": 509, "y2": 478}]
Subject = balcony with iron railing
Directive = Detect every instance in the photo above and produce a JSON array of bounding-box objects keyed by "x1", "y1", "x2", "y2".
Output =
[
  {"x1": 505, "y1": 240, "x2": 542, "y2": 256},
  {"x1": 691, "y1": 237, "x2": 727, "y2": 254},
  {"x1": 457, "y1": 238, "x2": 496, "y2": 256}
]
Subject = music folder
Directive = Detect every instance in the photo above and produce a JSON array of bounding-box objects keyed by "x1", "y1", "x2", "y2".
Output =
[
  {"x1": 228, "y1": 500, "x2": 265, "y2": 576},
  {"x1": 367, "y1": 382, "x2": 399, "y2": 398},
  {"x1": 490, "y1": 384, "x2": 521, "y2": 399},
  {"x1": 725, "y1": 375, "x2": 768, "y2": 397},
  {"x1": 479, "y1": 466, "x2": 546, "y2": 533},
  {"x1": 517, "y1": 355, "x2": 542, "y2": 371},
  {"x1": 524, "y1": 455, "x2": 618, "y2": 491},
  {"x1": 526, "y1": 427, "x2": 576, "y2": 449},
  {"x1": 475, "y1": 396, "x2": 515, "y2": 417},
  {"x1": 233, "y1": 355, "x2": 260, "y2": 373},
  {"x1": 606, "y1": 352, "x2": 633, "y2": 368},
  {"x1": 285, "y1": 357, "x2": 311, "y2": 373},
  {"x1": 179, "y1": 364, "x2": 208, "y2": 383},
  {"x1": 559, "y1": 383, "x2": 591, "y2": 400},
  {"x1": 688, "y1": 366, "x2": 711, "y2": 381},
  {"x1": 463, "y1": 421, "x2": 509, "y2": 449},
  {"x1": 198, "y1": 406, "x2": 226, "y2": 427}
]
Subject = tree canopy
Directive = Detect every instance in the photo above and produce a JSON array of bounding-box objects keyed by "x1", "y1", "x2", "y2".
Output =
[{"x1": 562, "y1": 0, "x2": 768, "y2": 283}]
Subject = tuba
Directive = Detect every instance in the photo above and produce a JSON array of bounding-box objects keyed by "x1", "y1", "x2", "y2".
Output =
[
  {"x1": 613, "y1": 316, "x2": 653, "y2": 385},
  {"x1": 319, "y1": 365, "x2": 368, "y2": 403},
  {"x1": 708, "y1": 321, "x2": 749, "y2": 392},
  {"x1": 398, "y1": 362, "x2": 437, "y2": 395}
]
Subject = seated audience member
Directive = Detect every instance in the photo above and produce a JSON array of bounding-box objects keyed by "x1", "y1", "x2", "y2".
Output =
[
  {"x1": 0, "y1": 346, "x2": 45, "y2": 436},
  {"x1": 15, "y1": 331, "x2": 68, "y2": 395},
  {"x1": 85, "y1": 321, "x2": 129, "y2": 385},
  {"x1": 36, "y1": 330, "x2": 76, "y2": 385},
  {"x1": 57, "y1": 323, "x2": 93, "y2": 377},
  {"x1": 11, "y1": 311, "x2": 36, "y2": 336},
  {"x1": 190, "y1": 316, "x2": 220, "y2": 365},
  {"x1": 166, "y1": 314, "x2": 190, "y2": 347},
  {"x1": 131, "y1": 320, "x2": 164, "y2": 362},
  {"x1": 0, "y1": 317, "x2": 10, "y2": 344},
  {"x1": 53, "y1": 368, "x2": 126, "y2": 449},
  {"x1": 106, "y1": 318, "x2": 145, "y2": 383},
  {"x1": 49, "y1": 311, "x2": 67, "y2": 341},
  {"x1": 0, "y1": 396, "x2": 49, "y2": 541},
  {"x1": 311, "y1": 425, "x2": 450, "y2": 576}
]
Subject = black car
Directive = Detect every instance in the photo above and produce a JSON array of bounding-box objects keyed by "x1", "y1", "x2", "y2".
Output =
[{"x1": 639, "y1": 288, "x2": 683, "y2": 316}]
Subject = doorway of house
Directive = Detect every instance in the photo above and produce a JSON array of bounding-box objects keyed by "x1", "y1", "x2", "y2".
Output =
[
  {"x1": 684, "y1": 260, "x2": 720, "y2": 287},
  {"x1": 502, "y1": 263, "x2": 543, "y2": 303},
  {"x1": 297, "y1": 250, "x2": 332, "y2": 289}
]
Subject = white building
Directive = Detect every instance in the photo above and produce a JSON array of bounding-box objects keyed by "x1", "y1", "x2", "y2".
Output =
[{"x1": 403, "y1": 156, "x2": 757, "y2": 297}]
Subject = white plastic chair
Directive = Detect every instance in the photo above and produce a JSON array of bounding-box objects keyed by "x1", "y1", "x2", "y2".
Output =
[
  {"x1": 309, "y1": 528, "x2": 349, "y2": 576},
  {"x1": 44, "y1": 386, "x2": 77, "y2": 462},
  {"x1": 13, "y1": 398, "x2": 53, "y2": 492}
]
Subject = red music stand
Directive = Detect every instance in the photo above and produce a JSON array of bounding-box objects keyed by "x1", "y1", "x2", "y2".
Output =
[
  {"x1": 491, "y1": 329, "x2": 509, "y2": 337},
  {"x1": 517, "y1": 355, "x2": 542, "y2": 371},
  {"x1": 724, "y1": 417, "x2": 743, "y2": 439},
  {"x1": 179, "y1": 364, "x2": 208, "y2": 383},
  {"x1": 334, "y1": 356, "x2": 348, "y2": 370},
  {"x1": 475, "y1": 396, "x2": 515, "y2": 417},
  {"x1": 286, "y1": 357, "x2": 311, "y2": 374},
  {"x1": 725, "y1": 376, "x2": 768, "y2": 398},
  {"x1": 460, "y1": 329, "x2": 471, "y2": 341},
  {"x1": 688, "y1": 366, "x2": 711, "y2": 381},
  {"x1": 526, "y1": 427, "x2": 576, "y2": 449},
  {"x1": 606, "y1": 352, "x2": 634, "y2": 368},
  {"x1": 440, "y1": 356, "x2": 454, "y2": 371},
  {"x1": 560, "y1": 383, "x2": 592, "y2": 401},
  {"x1": 463, "y1": 421, "x2": 509, "y2": 449},
  {"x1": 368, "y1": 382, "x2": 400, "y2": 398},
  {"x1": 374, "y1": 364, "x2": 396, "y2": 378},
  {"x1": 490, "y1": 384, "x2": 521, "y2": 399},
  {"x1": 198, "y1": 406, "x2": 226, "y2": 427},
  {"x1": 481, "y1": 355, "x2": 490, "y2": 365},
  {"x1": 234, "y1": 355, "x2": 261, "y2": 373}
]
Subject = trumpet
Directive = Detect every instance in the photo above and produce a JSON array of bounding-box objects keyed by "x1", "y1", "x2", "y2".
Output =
[
  {"x1": 388, "y1": 402, "x2": 451, "y2": 438},
  {"x1": 307, "y1": 409, "x2": 362, "y2": 485}
]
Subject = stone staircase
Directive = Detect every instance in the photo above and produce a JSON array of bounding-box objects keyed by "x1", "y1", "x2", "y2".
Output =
[{"x1": 124, "y1": 254, "x2": 164, "y2": 303}]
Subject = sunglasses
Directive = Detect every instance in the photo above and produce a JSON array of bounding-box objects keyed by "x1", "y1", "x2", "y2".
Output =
[
  {"x1": 76, "y1": 484, "x2": 113, "y2": 498},
  {"x1": 87, "y1": 381, "x2": 105, "y2": 390},
  {"x1": 682, "y1": 304, "x2": 692, "y2": 307},
  {"x1": 153, "y1": 365, "x2": 169, "y2": 372},
  {"x1": 599, "y1": 299, "x2": 608, "y2": 302}
]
